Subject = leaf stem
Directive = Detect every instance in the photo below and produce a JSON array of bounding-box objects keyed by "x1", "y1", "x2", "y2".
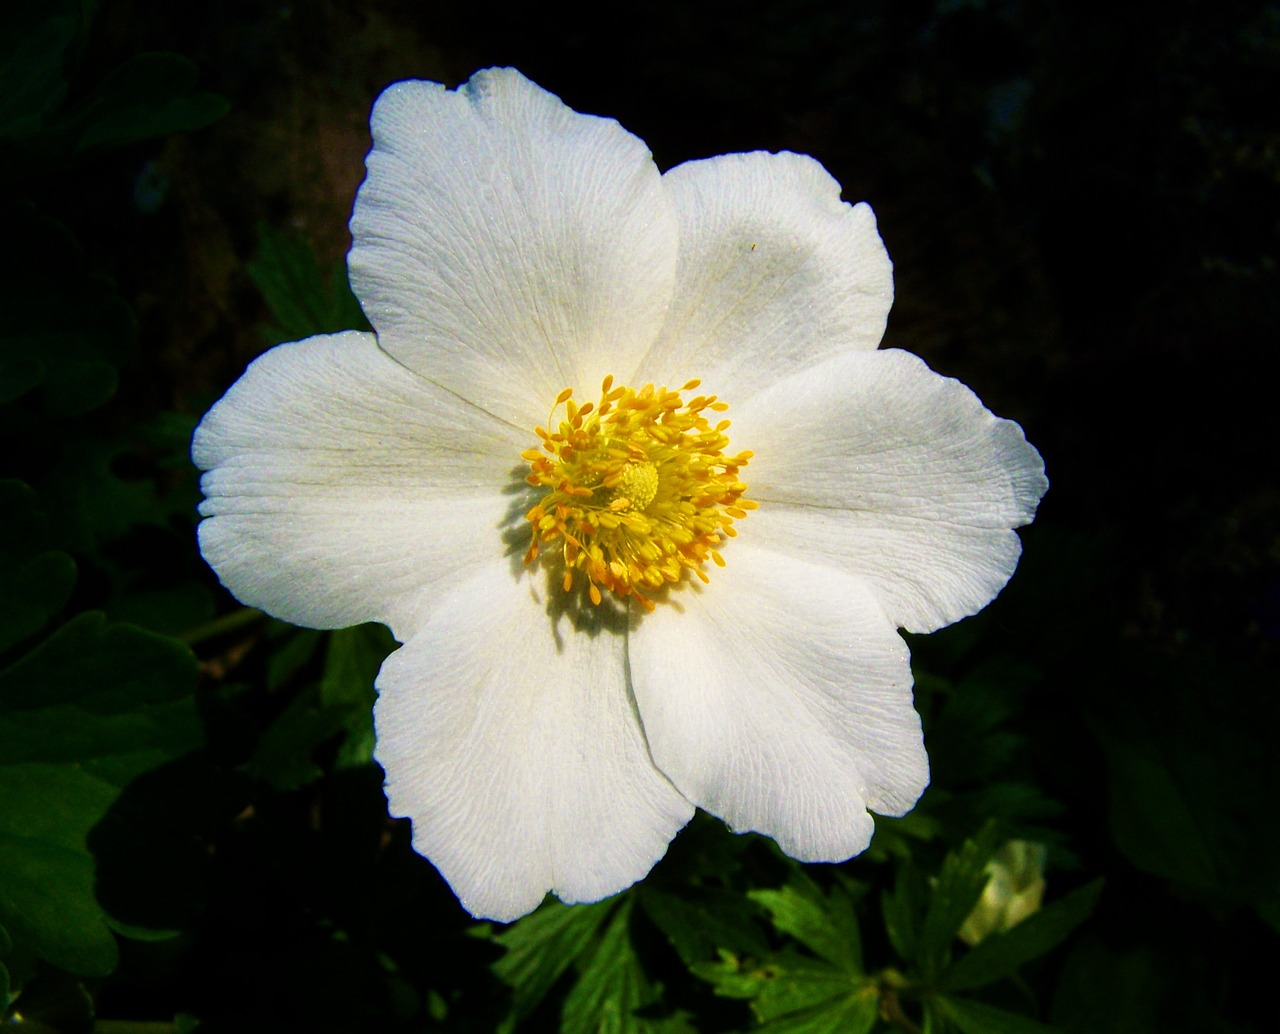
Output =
[{"x1": 178, "y1": 607, "x2": 265, "y2": 646}]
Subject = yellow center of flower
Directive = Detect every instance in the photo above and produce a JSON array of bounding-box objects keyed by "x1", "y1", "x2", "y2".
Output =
[{"x1": 521, "y1": 375, "x2": 756, "y2": 611}]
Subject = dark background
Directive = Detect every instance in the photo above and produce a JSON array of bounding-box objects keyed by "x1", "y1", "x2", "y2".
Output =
[{"x1": 5, "y1": 0, "x2": 1278, "y2": 1030}]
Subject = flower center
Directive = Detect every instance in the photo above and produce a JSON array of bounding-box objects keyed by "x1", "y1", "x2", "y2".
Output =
[{"x1": 521, "y1": 375, "x2": 756, "y2": 611}]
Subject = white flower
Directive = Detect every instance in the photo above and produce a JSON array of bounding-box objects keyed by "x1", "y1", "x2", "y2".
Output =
[{"x1": 193, "y1": 68, "x2": 1047, "y2": 922}]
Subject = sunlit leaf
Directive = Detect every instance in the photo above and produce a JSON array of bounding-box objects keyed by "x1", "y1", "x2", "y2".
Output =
[
  {"x1": 693, "y1": 948, "x2": 876, "y2": 1033},
  {"x1": 940, "y1": 879, "x2": 1103, "y2": 991},
  {"x1": 750, "y1": 870, "x2": 862, "y2": 972},
  {"x1": 754, "y1": 987, "x2": 878, "y2": 1034},
  {"x1": 0, "y1": 613, "x2": 199, "y2": 975},
  {"x1": 492, "y1": 897, "x2": 616, "y2": 1023},
  {"x1": 562, "y1": 897, "x2": 658, "y2": 1034}
]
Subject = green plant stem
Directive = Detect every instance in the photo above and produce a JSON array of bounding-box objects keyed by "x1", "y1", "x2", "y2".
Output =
[{"x1": 178, "y1": 606, "x2": 264, "y2": 645}]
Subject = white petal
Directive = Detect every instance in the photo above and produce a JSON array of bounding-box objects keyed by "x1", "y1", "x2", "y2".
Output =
[
  {"x1": 375, "y1": 562, "x2": 693, "y2": 922},
  {"x1": 348, "y1": 68, "x2": 678, "y2": 427},
  {"x1": 629, "y1": 544, "x2": 927, "y2": 862},
  {"x1": 193, "y1": 332, "x2": 529, "y2": 640},
  {"x1": 637, "y1": 151, "x2": 892, "y2": 401},
  {"x1": 731, "y1": 349, "x2": 1047, "y2": 634}
]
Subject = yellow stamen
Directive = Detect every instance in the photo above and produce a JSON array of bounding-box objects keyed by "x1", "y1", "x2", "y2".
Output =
[{"x1": 522, "y1": 375, "x2": 755, "y2": 609}]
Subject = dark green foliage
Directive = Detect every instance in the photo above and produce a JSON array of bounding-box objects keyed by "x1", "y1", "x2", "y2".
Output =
[
  {"x1": 247, "y1": 223, "x2": 371, "y2": 345},
  {"x1": 0, "y1": 613, "x2": 200, "y2": 976},
  {"x1": 1, "y1": 0, "x2": 1275, "y2": 1030},
  {"x1": 0, "y1": 203, "x2": 134, "y2": 417},
  {"x1": 0, "y1": 0, "x2": 227, "y2": 176}
]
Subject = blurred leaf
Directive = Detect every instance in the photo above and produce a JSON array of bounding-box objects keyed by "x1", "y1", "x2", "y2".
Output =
[
  {"x1": 247, "y1": 223, "x2": 369, "y2": 344},
  {"x1": 0, "y1": 480, "x2": 75, "y2": 655},
  {"x1": 881, "y1": 862, "x2": 926, "y2": 964},
  {"x1": 750, "y1": 870, "x2": 862, "y2": 972},
  {"x1": 1108, "y1": 742, "x2": 1217, "y2": 889},
  {"x1": 639, "y1": 884, "x2": 769, "y2": 966},
  {"x1": 866, "y1": 809, "x2": 943, "y2": 863},
  {"x1": 0, "y1": 0, "x2": 79, "y2": 141},
  {"x1": 1091, "y1": 675, "x2": 1280, "y2": 925},
  {"x1": 562, "y1": 897, "x2": 659, "y2": 1034},
  {"x1": 266, "y1": 626, "x2": 323, "y2": 691},
  {"x1": 64, "y1": 52, "x2": 228, "y2": 153},
  {"x1": 918, "y1": 824, "x2": 1003, "y2": 980},
  {"x1": 1050, "y1": 936, "x2": 1165, "y2": 1034},
  {"x1": 0, "y1": 5, "x2": 226, "y2": 178},
  {"x1": 249, "y1": 681, "x2": 347, "y2": 791},
  {"x1": 492, "y1": 896, "x2": 616, "y2": 1023},
  {"x1": 1, "y1": 922, "x2": 9, "y2": 1013},
  {"x1": 250, "y1": 624, "x2": 392, "y2": 789},
  {"x1": 940, "y1": 879, "x2": 1103, "y2": 991},
  {"x1": 320, "y1": 623, "x2": 395, "y2": 769},
  {"x1": 0, "y1": 203, "x2": 133, "y2": 416},
  {"x1": 0, "y1": 613, "x2": 199, "y2": 975},
  {"x1": 41, "y1": 433, "x2": 189, "y2": 555},
  {"x1": 108, "y1": 578, "x2": 215, "y2": 639},
  {"x1": 937, "y1": 995, "x2": 1060, "y2": 1034},
  {"x1": 90, "y1": 752, "x2": 247, "y2": 938}
]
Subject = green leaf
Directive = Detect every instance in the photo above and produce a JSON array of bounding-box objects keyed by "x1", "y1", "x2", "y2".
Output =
[
  {"x1": 1049, "y1": 936, "x2": 1166, "y2": 1034},
  {"x1": 881, "y1": 862, "x2": 926, "y2": 964},
  {"x1": 40, "y1": 433, "x2": 190, "y2": 555},
  {"x1": 755, "y1": 987, "x2": 879, "y2": 1034},
  {"x1": 693, "y1": 949, "x2": 876, "y2": 1032},
  {"x1": 266, "y1": 627, "x2": 324, "y2": 691},
  {"x1": 249, "y1": 681, "x2": 346, "y2": 791},
  {"x1": 750, "y1": 870, "x2": 863, "y2": 972},
  {"x1": 492, "y1": 897, "x2": 616, "y2": 1022},
  {"x1": 249, "y1": 624, "x2": 393, "y2": 789},
  {"x1": 918, "y1": 825, "x2": 1003, "y2": 980},
  {"x1": 1, "y1": 922, "x2": 10, "y2": 1013},
  {"x1": 639, "y1": 885, "x2": 770, "y2": 966},
  {"x1": 0, "y1": 480, "x2": 75, "y2": 654},
  {"x1": 247, "y1": 223, "x2": 369, "y2": 344},
  {"x1": 562, "y1": 897, "x2": 659, "y2": 1034},
  {"x1": 940, "y1": 880, "x2": 1103, "y2": 991},
  {"x1": 0, "y1": 0, "x2": 80, "y2": 141},
  {"x1": 0, "y1": 203, "x2": 133, "y2": 417},
  {"x1": 0, "y1": 613, "x2": 200, "y2": 975},
  {"x1": 320, "y1": 623, "x2": 395, "y2": 769},
  {"x1": 62, "y1": 52, "x2": 228, "y2": 153},
  {"x1": 937, "y1": 996, "x2": 1060, "y2": 1034}
]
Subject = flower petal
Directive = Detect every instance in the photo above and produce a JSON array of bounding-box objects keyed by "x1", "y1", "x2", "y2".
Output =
[
  {"x1": 637, "y1": 151, "x2": 892, "y2": 400},
  {"x1": 375, "y1": 562, "x2": 693, "y2": 922},
  {"x1": 193, "y1": 332, "x2": 527, "y2": 640},
  {"x1": 730, "y1": 348, "x2": 1048, "y2": 633},
  {"x1": 348, "y1": 68, "x2": 678, "y2": 426},
  {"x1": 629, "y1": 543, "x2": 927, "y2": 862}
]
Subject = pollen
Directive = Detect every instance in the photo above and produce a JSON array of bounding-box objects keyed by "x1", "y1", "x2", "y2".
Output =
[{"x1": 522, "y1": 375, "x2": 757, "y2": 612}]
